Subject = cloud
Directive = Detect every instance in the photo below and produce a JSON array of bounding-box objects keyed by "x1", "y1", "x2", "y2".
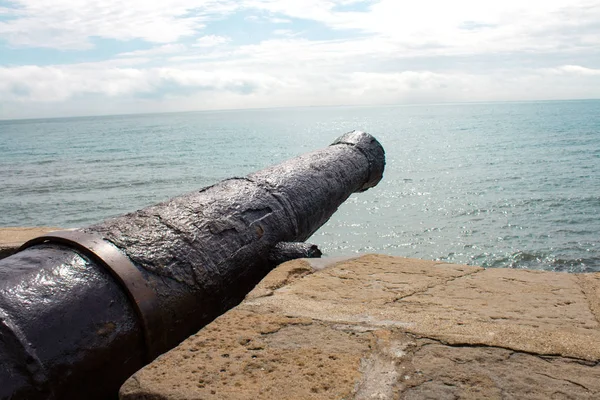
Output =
[
  {"x1": 548, "y1": 65, "x2": 600, "y2": 76},
  {"x1": 1, "y1": 60, "x2": 597, "y2": 110},
  {"x1": 117, "y1": 44, "x2": 188, "y2": 58},
  {"x1": 1, "y1": 0, "x2": 598, "y2": 56},
  {"x1": 247, "y1": 0, "x2": 600, "y2": 55},
  {"x1": 0, "y1": 0, "x2": 238, "y2": 49},
  {"x1": 0, "y1": 63, "x2": 283, "y2": 104},
  {"x1": 192, "y1": 35, "x2": 231, "y2": 47},
  {"x1": 1, "y1": 0, "x2": 599, "y2": 118},
  {"x1": 269, "y1": 17, "x2": 292, "y2": 24}
]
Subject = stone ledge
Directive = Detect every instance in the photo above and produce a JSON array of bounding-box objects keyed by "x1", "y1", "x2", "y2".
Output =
[
  {"x1": 120, "y1": 254, "x2": 600, "y2": 399},
  {"x1": 0, "y1": 227, "x2": 61, "y2": 259}
]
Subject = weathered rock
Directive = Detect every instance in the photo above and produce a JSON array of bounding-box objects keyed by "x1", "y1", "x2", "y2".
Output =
[
  {"x1": 121, "y1": 255, "x2": 600, "y2": 399},
  {"x1": 0, "y1": 227, "x2": 60, "y2": 259}
]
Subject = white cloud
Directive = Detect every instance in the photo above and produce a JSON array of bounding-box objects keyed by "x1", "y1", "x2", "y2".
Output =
[
  {"x1": 1, "y1": 0, "x2": 600, "y2": 118},
  {"x1": 0, "y1": 0, "x2": 598, "y2": 56},
  {"x1": 0, "y1": 0, "x2": 238, "y2": 49},
  {"x1": 0, "y1": 63, "x2": 284, "y2": 104},
  {"x1": 247, "y1": 0, "x2": 600, "y2": 55},
  {"x1": 269, "y1": 17, "x2": 292, "y2": 24},
  {"x1": 193, "y1": 35, "x2": 231, "y2": 47},
  {"x1": 117, "y1": 44, "x2": 188, "y2": 58},
  {"x1": 1, "y1": 60, "x2": 598, "y2": 114},
  {"x1": 547, "y1": 65, "x2": 600, "y2": 76}
]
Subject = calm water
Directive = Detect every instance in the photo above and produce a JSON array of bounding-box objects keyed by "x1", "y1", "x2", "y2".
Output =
[{"x1": 1, "y1": 100, "x2": 599, "y2": 272}]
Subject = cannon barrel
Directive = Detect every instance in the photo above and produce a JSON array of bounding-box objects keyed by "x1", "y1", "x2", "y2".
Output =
[{"x1": 0, "y1": 131, "x2": 385, "y2": 399}]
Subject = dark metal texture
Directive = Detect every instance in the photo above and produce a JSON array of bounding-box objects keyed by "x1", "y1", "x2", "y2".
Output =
[
  {"x1": 0, "y1": 246, "x2": 145, "y2": 400},
  {"x1": 268, "y1": 242, "x2": 323, "y2": 265},
  {"x1": 0, "y1": 130, "x2": 385, "y2": 399},
  {"x1": 18, "y1": 231, "x2": 165, "y2": 362}
]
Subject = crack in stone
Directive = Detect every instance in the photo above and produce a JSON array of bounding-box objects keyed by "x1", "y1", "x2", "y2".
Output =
[
  {"x1": 300, "y1": 316, "x2": 599, "y2": 366},
  {"x1": 393, "y1": 335, "x2": 599, "y2": 397},
  {"x1": 257, "y1": 270, "x2": 314, "y2": 299},
  {"x1": 575, "y1": 275, "x2": 600, "y2": 327},
  {"x1": 245, "y1": 261, "x2": 319, "y2": 301},
  {"x1": 415, "y1": 336, "x2": 599, "y2": 366},
  {"x1": 388, "y1": 268, "x2": 485, "y2": 304},
  {"x1": 508, "y1": 351, "x2": 552, "y2": 364},
  {"x1": 533, "y1": 372, "x2": 591, "y2": 392}
]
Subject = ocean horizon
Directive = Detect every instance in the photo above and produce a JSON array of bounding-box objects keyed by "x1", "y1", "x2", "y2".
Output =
[
  {"x1": 1, "y1": 99, "x2": 599, "y2": 272},
  {"x1": 1, "y1": 98, "x2": 596, "y2": 122}
]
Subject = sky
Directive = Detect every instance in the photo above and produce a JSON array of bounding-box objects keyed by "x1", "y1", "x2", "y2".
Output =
[{"x1": 1, "y1": 0, "x2": 599, "y2": 119}]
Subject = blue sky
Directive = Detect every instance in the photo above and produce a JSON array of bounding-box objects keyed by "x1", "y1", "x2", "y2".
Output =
[{"x1": 1, "y1": 0, "x2": 599, "y2": 119}]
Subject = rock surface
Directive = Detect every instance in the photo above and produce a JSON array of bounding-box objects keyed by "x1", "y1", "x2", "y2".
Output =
[
  {"x1": 0, "y1": 227, "x2": 60, "y2": 259},
  {"x1": 118, "y1": 254, "x2": 599, "y2": 398}
]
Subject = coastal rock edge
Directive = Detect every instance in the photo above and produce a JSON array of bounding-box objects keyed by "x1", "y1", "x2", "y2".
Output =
[
  {"x1": 120, "y1": 254, "x2": 600, "y2": 399},
  {"x1": 0, "y1": 227, "x2": 61, "y2": 259}
]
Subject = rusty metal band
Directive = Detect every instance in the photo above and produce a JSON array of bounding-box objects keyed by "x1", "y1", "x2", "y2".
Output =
[{"x1": 19, "y1": 231, "x2": 164, "y2": 362}]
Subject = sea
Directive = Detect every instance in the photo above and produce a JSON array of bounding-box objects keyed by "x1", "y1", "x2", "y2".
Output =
[{"x1": 1, "y1": 100, "x2": 599, "y2": 272}]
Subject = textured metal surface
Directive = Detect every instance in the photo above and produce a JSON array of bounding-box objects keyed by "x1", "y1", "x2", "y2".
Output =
[
  {"x1": 18, "y1": 231, "x2": 165, "y2": 361},
  {"x1": 0, "y1": 130, "x2": 385, "y2": 400},
  {"x1": 268, "y1": 242, "x2": 323, "y2": 265},
  {"x1": 0, "y1": 246, "x2": 145, "y2": 399}
]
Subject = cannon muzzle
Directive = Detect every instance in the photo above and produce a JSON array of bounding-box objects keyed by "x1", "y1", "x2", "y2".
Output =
[{"x1": 0, "y1": 130, "x2": 385, "y2": 399}]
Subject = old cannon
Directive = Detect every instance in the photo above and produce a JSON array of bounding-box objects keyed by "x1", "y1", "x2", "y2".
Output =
[{"x1": 0, "y1": 131, "x2": 385, "y2": 399}]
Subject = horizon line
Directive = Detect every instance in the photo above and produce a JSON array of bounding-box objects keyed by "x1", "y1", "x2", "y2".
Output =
[{"x1": 1, "y1": 97, "x2": 598, "y2": 123}]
